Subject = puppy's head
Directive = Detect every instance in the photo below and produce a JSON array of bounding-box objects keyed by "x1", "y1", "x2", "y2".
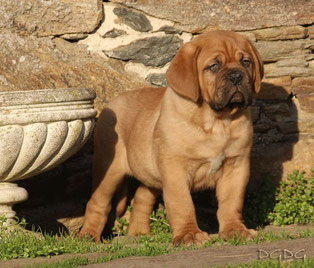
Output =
[{"x1": 166, "y1": 31, "x2": 263, "y2": 112}]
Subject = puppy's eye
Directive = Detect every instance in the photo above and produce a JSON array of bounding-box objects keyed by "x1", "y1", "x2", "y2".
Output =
[
  {"x1": 241, "y1": 58, "x2": 251, "y2": 68},
  {"x1": 207, "y1": 63, "x2": 220, "y2": 72}
]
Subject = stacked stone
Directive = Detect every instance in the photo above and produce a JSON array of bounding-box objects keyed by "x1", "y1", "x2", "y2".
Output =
[
  {"x1": 79, "y1": 2, "x2": 191, "y2": 87},
  {"x1": 247, "y1": 27, "x2": 314, "y2": 179}
]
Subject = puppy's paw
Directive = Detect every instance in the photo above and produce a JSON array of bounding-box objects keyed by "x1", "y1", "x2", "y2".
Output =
[
  {"x1": 79, "y1": 228, "x2": 101, "y2": 242},
  {"x1": 173, "y1": 229, "x2": 210, "y2": 246},
  {"x1": 127, "y1": 221, "x2": 151, "y2": 237},
  {"x1": 219, "y1": 223, "x2": 257, "y2": 240},
  {"x1": 127, "y1": 226, "x2": 151, "y2": 237}
]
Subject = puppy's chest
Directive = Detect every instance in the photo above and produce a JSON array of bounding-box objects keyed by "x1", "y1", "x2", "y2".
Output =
[
  {"x1": 192, "y1": 152, "x2": 226, "y2": 190},
  {"x1": 207, "y1": 152, "x2": 226, "y2": 174},
  {"x1": 190, "y1": 131, "x2": 240, "y2": 190}
]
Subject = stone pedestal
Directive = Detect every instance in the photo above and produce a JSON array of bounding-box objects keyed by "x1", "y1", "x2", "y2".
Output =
[{"x1": 0, "y1": 183, "x2": 28, "y2": 224}]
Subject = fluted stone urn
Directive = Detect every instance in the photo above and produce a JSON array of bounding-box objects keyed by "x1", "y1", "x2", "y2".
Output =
[{"x1": 0, "y1": 88, "x2": 96, "y2": 223}]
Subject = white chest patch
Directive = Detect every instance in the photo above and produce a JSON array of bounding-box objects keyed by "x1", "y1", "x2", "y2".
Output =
[{"x1": 208, "y1": 153, "x2": 225, "y2": 175}]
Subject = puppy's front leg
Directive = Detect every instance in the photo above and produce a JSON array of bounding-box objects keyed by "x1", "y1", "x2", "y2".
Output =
[
  {"x1": 161, "y1": 162, "x2": 210, "y2": 245},
  {"x1": 216, "y1": 156, "x2": 257, "y2": 239}
]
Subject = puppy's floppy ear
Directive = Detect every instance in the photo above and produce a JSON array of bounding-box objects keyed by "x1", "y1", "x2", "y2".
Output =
[
  {"x1": 247, "y1": 40, "x2": 264, "y2": 93},
  {"x1": 166, "y1": 42, "x2": 201, "y2": 102}
]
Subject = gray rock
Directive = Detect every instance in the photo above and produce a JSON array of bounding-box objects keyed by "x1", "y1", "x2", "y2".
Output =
[
  {"x1": 146, "y1": 73, "x2": 167, "y2": 87},
  {"x1": 253, "y1": 26, "x2": 307, "y2": 41},
  {"x1": 276, "y1": 57, "x2": 308, "y2": 68},
  {"x1": 158, "y1": 26, "x2": 182, "y2": 34},
  {"x1": 264, "y1": 64, "x2": 313, "y2": 78},
  {"x1": 255, "y1": 40, "x2": 306, "y2": 62},
  {"x1": 103, "y1": 28, "x2": 127, "y2": 38},
  {"x1": 105, "y1": 35, "x2": 183, "y2": 67},
  {"x1": 113, "y1": 7, "x2": 152, "y2": 32},
  {"x1": 111, "y1": 0, "x2": 313, "y2": 33},
  {"x1": 0, "y1": 0, "x2": 103, "y2": 36}
]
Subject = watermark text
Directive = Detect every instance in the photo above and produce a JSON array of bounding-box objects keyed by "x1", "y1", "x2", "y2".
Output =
[{"x1": 258, "y1": 249, "x2": 306, "y2": 261}]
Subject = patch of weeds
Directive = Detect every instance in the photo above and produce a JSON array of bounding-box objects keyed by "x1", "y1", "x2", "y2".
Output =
[
  {"x1": 149, "y1": 209, "x2": 171, "y2": 234},
  {"x1": 111, "y1": 205, "x2": 171, "y2": 241},
  {"x1": 268, "y1": 170, "x2": 314, "y2": 226},
  {"x1": 243, "y1": 170, "x2": 314, "y2": 228},
  {"x1": 112, "y1": 216, "x2": 129, "y2": 236},
  {"x1": 299, "y1": 229, "x2": 312, "y2": 238}
]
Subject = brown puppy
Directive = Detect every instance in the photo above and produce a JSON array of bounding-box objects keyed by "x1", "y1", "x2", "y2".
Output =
[{"x1": 80, "y1": 30, "x2": 264, "y2": 245}]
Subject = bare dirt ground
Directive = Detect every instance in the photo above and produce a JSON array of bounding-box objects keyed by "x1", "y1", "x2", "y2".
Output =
[{"x1": 1, "y1": 225, "x2": 313, "y2": 268}]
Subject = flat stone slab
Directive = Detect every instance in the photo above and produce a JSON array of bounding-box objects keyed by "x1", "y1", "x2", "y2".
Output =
[
  {"x1": 112, "y1": 0, "x2": 314, "y2": 32},
  {"x1": 0, "y1": 0, "x2": 103, "y2": 36},
  {"x1": 85, "y1": 238, "x2": 314, "y2": 268}
]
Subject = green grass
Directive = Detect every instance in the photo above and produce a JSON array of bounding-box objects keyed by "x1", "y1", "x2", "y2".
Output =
[
  {"x1": 1, "y1": 215, "x2": 313, "y2": 264},
  {"x1": 22, "y1": 230, "x2": 314, "y2": 268},
  {"x1": 0, "y1": 217, "x2": 107, "y2": 260},
  {"x1": 0, "y1": 170, "x2": 313, "y2": 267}
]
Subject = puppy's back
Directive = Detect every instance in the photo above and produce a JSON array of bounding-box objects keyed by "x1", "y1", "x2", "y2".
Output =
[{"x1": 97, "y1": 87, "x2": 166, "y2": 147}]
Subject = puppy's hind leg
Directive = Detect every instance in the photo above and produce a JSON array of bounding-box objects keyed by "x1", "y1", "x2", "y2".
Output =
[{"x1": 128, "y1": 183, "x2": 159, "y2": 236}]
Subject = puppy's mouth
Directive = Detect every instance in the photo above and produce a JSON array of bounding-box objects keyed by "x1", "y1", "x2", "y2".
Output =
[
  {"x1": 210, "y1": 86, "x2": 251, "y2": 112},
  {"x1": 227, "y1": 91, "x2": 245, "y2": 108}
]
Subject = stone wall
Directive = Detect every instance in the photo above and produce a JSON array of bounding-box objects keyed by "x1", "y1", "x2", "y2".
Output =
[{"x1": 0, "y1": 0, "x2": 313, "y2": 232}]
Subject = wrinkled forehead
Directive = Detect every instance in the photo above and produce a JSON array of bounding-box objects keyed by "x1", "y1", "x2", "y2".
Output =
[{"x1": 193, "y1": 32, "x2": 251, "y2": 65}]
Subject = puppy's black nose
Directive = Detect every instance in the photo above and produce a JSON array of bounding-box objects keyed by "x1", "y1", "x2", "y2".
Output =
[{"x1": 229, "y1": 71, "x2": 243, "y2": 85}]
